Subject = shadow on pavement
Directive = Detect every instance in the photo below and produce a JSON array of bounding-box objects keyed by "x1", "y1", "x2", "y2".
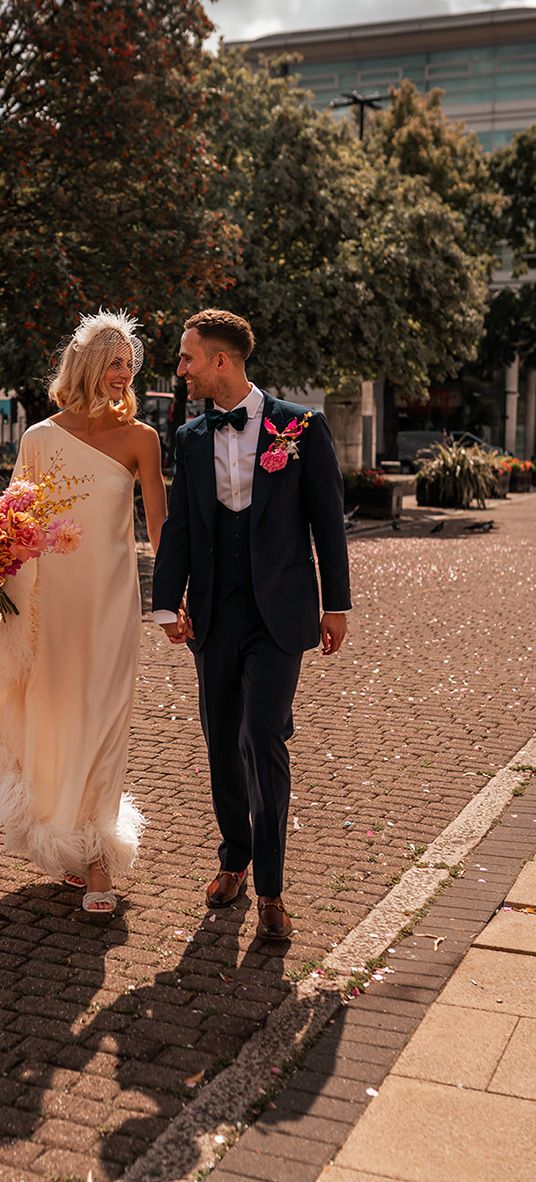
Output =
[
  {"x1": 0, "y1": 881, "x2": 128, "y2": 1173},
  {"x1": 84, "y1": 894, "x2": 291, "y2": 1179},
  {"x1": 0, "y1": 878, "x2": 300, "y2": 1181},
  {"x1": 346, "y1": 505, "x2": 502, "y2": 541}
]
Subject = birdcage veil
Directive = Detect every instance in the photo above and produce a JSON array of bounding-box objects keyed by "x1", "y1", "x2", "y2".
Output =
[
  {"x1": 49, "y1": 308, "x2": 143, "y2": 420},
  {"x1": 71, "y1": 308, "x2": 144, "y2": 375}
]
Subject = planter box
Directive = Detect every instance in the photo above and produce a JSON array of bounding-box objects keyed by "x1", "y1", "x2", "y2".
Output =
[
  {"x1": 493, "y1": 471, "x2": 511, "y2": 498},
  {"x1": 509, "y1": 469, "x2": 532, "y2": 493},
  {"x1": 416, "y1": 479, "x2": 469, "y2": 509},
  {"x1": 348, "y1": 483, "x2": 403, "y2": 519}
]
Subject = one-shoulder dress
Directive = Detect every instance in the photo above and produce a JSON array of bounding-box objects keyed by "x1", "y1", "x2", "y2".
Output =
[{"x1": 0, "y1": 419, "x2": 144, "y2": 879}]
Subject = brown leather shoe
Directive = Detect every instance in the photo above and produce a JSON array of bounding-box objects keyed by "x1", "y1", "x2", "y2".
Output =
[
  {"x1": 256, "y1": 896, "x2": 293, "y2": 940},
  {"x1": 206, "y1": 869, "x2": 248, "y2": 908}
]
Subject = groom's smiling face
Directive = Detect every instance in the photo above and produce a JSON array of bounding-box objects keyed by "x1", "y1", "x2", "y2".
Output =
[{"x1": 177, "y1": 328, "x2": 222, "y2": 402}]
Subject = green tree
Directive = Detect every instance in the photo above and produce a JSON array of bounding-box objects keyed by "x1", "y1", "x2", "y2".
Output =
[
  {"x1": 365, "y1": 79, "x2": 505, "y2": 255},
  {"x1": 205, "y1": 55, "x2": 489, "y2": 406},
  {"x1": 0, "y1": 0, "x2": 240, "y2": 421},
  {"x1": 360, "y1": 80, "x2": 504, "y2": 450},
  {"x1": 481, "y1": 126, "x2": 536, "y2": 379},
  {"x1": 492, "y1": 123, "x2": 536, "y2": 271}
]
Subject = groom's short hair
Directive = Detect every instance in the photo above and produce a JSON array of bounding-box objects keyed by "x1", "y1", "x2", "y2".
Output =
[{"x1": 184, "y1": 309, "x2": 255, "y2": 361}]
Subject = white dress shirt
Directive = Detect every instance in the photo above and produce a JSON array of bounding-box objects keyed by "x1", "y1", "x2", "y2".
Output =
[{"x1": 213, "y1": 384, "x2": 264, "y2": 510}]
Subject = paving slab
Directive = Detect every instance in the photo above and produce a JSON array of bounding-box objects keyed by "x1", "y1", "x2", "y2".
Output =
[
  {"x1": 473, "y1": 908, "x2": 536, "y2": 955},
  {"x1": 505, "y1": 860, "x2": 536, "y2": 907},
  {"x1": 319, "y1": 1171, "x2": 398, "y2": 1182},
  {"x1": 437, "y1": 948, "x2": 536, "y2": 1016},
  {"x1": 488, "y1": 1017, "x2": 536, "y2": 1099},
  {"x1": 392, "y1": 1003, "x2": 516, "y2": 1088},
  {"x1": 325, "y1": 1076, "x2": 536, "y2": 1182}
]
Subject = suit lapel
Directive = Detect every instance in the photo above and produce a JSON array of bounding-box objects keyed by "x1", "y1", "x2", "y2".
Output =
[
  {"x1": 188, "y1": 418, "x2": 217, "y2": 538},
  {"x1": 251, "y1": 391, "x2": 288, "y2": 529}
]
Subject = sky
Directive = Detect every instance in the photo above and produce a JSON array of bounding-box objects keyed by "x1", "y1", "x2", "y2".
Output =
[{"x1": 203, "y1": 0, "x2": 536, "y2": 45}]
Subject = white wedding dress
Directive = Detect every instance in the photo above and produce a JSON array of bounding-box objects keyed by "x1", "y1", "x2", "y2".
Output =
[{"x1": 0, "y1": 420, "x2": 144, "y2": 879}]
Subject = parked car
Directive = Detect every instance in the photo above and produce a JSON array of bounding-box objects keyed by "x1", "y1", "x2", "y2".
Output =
[
  {"x1": 137, "y1": 392, "x2": 174, "y2": 440},
  {"x1": 397, "y1": 431, "x2": 443, "y2": 473},
  {"x1": 450, "y1": 431, "x2": 502, "y2": 453}
]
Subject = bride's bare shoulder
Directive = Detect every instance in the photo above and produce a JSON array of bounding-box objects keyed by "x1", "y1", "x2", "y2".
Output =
[{"x1": 129, "y1": 419, "x2": 161, "y2": 454}]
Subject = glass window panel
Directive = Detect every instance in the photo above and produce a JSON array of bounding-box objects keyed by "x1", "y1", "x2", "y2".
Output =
[{"x1": 425, "y1": 60, "x2": 472, "y2": 81}]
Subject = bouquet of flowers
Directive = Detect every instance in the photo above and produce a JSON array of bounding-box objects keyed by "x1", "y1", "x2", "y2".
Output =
[{"x1": 0, "y1": 456, "x2": 88, "y2": 621}]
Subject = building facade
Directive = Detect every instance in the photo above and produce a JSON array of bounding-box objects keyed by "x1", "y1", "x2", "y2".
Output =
[{"x1": 234, "y1": 7, "x2": 536, "y2": 152}]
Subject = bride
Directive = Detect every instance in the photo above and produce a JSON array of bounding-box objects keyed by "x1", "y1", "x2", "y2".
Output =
[{"x1": 0, "y1": 310, "x2": 167, "y2": 913}]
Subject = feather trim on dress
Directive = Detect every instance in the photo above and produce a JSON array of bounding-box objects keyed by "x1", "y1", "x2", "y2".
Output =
[{"x1": 0, "y1": 741, "x2": 145, "y2": 880}]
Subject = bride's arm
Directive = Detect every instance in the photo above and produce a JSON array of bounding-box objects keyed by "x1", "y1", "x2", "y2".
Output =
[{"x1": 135, "y1": 425, "x2": 167, "y2": 554}]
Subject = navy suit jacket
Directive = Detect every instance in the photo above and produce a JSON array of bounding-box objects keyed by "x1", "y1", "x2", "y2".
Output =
[{"x1": 152, "y1": 392, "x2": 351, "y2": 655}]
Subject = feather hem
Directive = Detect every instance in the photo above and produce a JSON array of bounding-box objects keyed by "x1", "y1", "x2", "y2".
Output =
[{"x1": 0, "y1": 744, "x2": 145, "y2": 880}]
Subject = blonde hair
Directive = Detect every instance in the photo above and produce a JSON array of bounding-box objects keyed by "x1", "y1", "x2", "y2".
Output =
[{"x1": 49, "y1": 309, "x2": 143, "y2": 421}]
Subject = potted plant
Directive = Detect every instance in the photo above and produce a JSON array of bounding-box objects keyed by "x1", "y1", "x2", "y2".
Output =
[
  {"x1": 416, "y1": 443, "x2": 498, "y2": 509},
  {"x1": 506, "y1": 458, "x2": 534, "y2": 493},
  {"x1": 488, "y1": 455, "x2": 511, "y2": 498},
  {"x1": 344, "y1": 469, "x2": 403, "y2": 519}
]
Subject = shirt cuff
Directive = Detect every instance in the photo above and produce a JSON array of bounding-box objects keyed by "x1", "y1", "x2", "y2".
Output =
[
  {"x1": 153, "y1": 609, "x2": 178, "y2": 625},
  {"x1": 323, "y1": 608, "x2": 351, "y2": 614}
]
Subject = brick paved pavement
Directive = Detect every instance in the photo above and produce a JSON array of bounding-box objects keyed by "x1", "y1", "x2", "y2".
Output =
[{"x1": 0, "y1": 493, "x2": 535, "y2": 1181}]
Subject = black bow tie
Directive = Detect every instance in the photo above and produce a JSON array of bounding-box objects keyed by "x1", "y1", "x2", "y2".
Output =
[{"x1": 206, "y1": 406, "x2": 248, "y2": 432}]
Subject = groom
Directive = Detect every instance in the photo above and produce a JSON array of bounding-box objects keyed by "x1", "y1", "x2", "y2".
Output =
[{"x1": 153, "y1": 310, "x2": 351, "y2": 939}]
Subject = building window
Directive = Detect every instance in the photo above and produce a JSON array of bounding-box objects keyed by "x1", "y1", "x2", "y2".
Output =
[
  {"x1": 356, "y1": 66, "x2": 403, "y2": 90},
  {"x1": 425, "y1": 60, "x2": 472, "y2": 82},
  {"x1": 303, "y1": 73, "x2": 340, "y2": 93},
  {"x1": 495, "y1": 52, "x2": 536, "y2": 74}
]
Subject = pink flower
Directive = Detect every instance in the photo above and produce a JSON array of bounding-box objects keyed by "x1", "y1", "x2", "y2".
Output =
[
  {"x1": 1, "y1": 480, "x2": 37, "y2": 513},
  {"x1": 263, "y1": 418, "x2": 279, "y2": 436},
  {"x1": 47, "y1": 518, "x2": 83, "y2": 554},
  {"x1": 260, "y1": 448, "x2": 289, "y2": 473},
  {"x1": 282, "y1": 418, "x2": 303, "y2": 438},
  {"x1": 9, "y1": 514, "x2": 48, "y2": 560}
]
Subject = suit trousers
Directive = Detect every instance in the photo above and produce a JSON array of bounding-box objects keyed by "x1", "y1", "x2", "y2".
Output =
[{"x1": 194, "y1": 588, "x2": 302, "y2": 897}]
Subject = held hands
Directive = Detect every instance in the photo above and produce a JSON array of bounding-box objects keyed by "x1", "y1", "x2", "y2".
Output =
[
  {"x1": 160, "y1": 605, "x2": 194, "y2": 646},
  {"x1": 320, "y1": 612, "x2": 347, "y2": 655}
]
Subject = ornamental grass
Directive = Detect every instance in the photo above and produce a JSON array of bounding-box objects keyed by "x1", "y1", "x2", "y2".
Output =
[{"x1": 416, "y1": 443, "x2": 500, "y2": 509}]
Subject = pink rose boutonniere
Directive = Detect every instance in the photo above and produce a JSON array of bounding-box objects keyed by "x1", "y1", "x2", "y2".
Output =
[{"x1": 260, "y1": 412, "x2": 313, "y2": 473}]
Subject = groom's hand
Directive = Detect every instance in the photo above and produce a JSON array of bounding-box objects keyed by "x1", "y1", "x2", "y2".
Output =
[
  {"x1": 320, "y1": 612, "x2": 347, "y2": 655},
  {"x1": 160, "y1": 608, "x2": 194, "y2": 645}
]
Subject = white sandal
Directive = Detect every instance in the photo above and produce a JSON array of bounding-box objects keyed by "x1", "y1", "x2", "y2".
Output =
[
  {"x1": 82, "y1": 890, "x2": 117, "y2": 914},
  {"x1": 64, "y1": 873, "x2": 87, "y2": 888}
]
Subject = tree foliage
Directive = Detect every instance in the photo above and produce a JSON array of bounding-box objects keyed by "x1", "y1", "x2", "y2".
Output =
[
  {"x1": 492, "y1": 124, "x2": 536, "y2": 270},
  {"x1": 206, "y1": 56, "x2": 490, "y2": 400},
  {"x1": 483, "y1": 126, "x2": 536, "y2": 374},
  {"x1": 0, "y1": 0, "x2": 240, "y2": 419},
  {"x1": 364, "y1": 79, "x2": 505, "y2": 257}
]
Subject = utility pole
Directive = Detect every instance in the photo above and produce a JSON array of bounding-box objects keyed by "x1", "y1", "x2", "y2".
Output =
[{"x1": 329, "y1": 91, "x2": 389, "y2": 138}]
